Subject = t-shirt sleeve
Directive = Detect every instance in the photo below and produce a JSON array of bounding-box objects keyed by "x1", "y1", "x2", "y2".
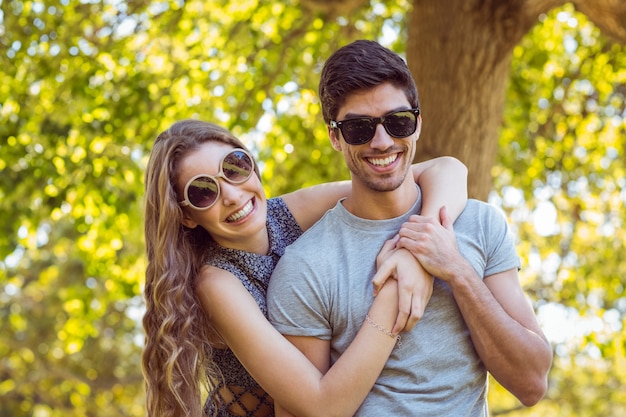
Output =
[
  {"x1": 483, "y1": 205, "x2": 521, "y2": 277},
  {"x1": 454, "y1": 201, "x2": 521, "y2": 279},
  {"x1": 267, "y1": 246, "x2": 333, "y2": 340}
]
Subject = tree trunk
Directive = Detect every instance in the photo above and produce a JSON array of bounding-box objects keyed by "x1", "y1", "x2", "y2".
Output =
[
  {"x1": 407, "y1": 0, "x2": 562, "y2": 200},
  {"x1": 305, "y1": 0, "x2": 626, "y2": 200}
]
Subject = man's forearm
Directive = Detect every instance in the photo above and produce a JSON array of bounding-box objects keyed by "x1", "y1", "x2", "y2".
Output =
[{"x1": 447, "y1": 268, "x2": 552, "y2": 406}]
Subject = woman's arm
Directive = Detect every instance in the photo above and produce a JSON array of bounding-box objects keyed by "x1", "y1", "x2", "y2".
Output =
[
  {"x1": 196, "y1": 261, "x2": 413, "y2": 417},
  {"x1": 373, "y1": 239, "x2": 434, "y2": 333},
  {"x1": 411, "y1": 156, "x2": 468, "y2": 221},
  {"x1": 281, "y1": 180, "x2": 351, "y2": 231},
  {"x1": 282, "y1": 156, "x2": 467, "y2": 232}
]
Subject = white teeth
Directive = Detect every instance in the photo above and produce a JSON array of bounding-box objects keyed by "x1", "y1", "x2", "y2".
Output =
[
  {"x1": 227, "y1": 200, "x2": 253, "y2": 222},
  {"x1": 368, "y1": 153, "x2": 398, "y2": 166}
]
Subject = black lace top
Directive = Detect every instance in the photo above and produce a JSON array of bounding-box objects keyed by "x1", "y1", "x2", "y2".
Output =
[{"x1": 203, "y1": 198, "x2": 303, "y2": 417}]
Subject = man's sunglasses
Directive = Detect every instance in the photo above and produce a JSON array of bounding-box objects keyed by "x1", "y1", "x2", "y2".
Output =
[
  {"x1": 178, "y1": 148, "x2": 255, "y2": 210},
  {"x1": 330, "y1": 108, "x2": 420, "y2": 145}
]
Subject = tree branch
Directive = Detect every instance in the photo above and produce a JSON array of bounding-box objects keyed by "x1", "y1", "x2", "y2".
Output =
[{"x1": 573, "y1": 0, "x2": 626, "y2": 43}]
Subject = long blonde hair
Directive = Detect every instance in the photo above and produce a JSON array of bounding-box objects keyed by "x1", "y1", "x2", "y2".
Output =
[{"x1": 142, "y1": 120, "x2": 259, "y2": 417}]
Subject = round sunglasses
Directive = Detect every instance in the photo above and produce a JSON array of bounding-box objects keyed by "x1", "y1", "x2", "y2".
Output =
[
  {"x1": 330, "y1": 108, "x2": 420, "y2": 145},
  {"x1": 178, "y1": 148, "x2": 255, "y2": 210}
]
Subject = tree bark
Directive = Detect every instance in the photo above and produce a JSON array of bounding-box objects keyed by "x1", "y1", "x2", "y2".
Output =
[
  {"x1": 573, "y1": 0, "x2": 626, "y2": 43},
  {"x1": 407, "y1": 0, "x2": 564, "y2": 200}
]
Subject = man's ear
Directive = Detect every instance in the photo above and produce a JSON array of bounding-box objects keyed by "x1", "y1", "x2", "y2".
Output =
[
  {"x1": 328, "y1": 126, "x2": 342, "y2": 151},
  {"x1": 415, "y1": 115, "x2": 422, "y2": 141}
]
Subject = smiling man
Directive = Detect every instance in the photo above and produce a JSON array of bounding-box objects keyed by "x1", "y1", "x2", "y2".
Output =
[{"x1": 267, "y1": 40, "x2": 552, "y2": 416}]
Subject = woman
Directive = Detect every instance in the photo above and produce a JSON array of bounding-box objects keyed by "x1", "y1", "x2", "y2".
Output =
[{"x1": 142, "y1": 119, "x2": 467, "y2": 417}]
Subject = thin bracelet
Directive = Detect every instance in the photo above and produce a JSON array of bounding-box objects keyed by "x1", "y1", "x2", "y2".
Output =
[{"x1": 365, "y1": 314, "x2": 402, "y2": 346}]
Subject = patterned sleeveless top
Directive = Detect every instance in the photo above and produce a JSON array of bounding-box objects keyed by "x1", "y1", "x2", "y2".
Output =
[{"x1": 203, "y1": 198, "x2": 303, "y2": 417}]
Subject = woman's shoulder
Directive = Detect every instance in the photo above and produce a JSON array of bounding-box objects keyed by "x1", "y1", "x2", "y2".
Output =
[
  {"x1": 266, "y1": 197, "x2": 303, "y2": 249},
  {"x1": 196, "y1": 264, "x2": 236, "y2": 288},
  {"x1": 267, "y1": 196, "x2": 290, "y2": 214}
]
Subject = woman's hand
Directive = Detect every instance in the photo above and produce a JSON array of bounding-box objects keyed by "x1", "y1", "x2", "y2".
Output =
[
  {"x1": 375, "y1": 234, "x2": 400, "y2": 270},
  {"x1": 372, "y1": 248, "x2": 434, "y2": 334}
]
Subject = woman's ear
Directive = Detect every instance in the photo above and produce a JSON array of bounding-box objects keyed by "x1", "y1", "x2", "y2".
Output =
[{"x1": 181, "y1": 213, "x2": 198, "y2": 229}]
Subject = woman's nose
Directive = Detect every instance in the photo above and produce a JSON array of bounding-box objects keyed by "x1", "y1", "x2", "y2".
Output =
[{"x1": 219, "y1": 180, "x2": 243, "y2": 206}]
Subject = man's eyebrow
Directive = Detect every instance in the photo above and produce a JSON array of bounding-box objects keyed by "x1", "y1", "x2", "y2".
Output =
[{"x1": 341, "y1": 106, "x2": 411, "y2": 119}]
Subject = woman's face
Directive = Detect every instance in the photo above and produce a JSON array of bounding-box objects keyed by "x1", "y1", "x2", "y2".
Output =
[{"x1": 177, "y1": 141, "x2": 268, "y2": 252}]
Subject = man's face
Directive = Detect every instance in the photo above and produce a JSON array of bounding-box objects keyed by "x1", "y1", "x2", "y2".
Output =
[{"x1": 329, "y1": 82, "x2": 421, "y2": 193}]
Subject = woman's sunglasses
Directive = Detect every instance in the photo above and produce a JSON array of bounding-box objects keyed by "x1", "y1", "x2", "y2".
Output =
[
  {"x1": 178, "y1": 148, "x2": 255, "y2": 210},
  {"x1": 330, "y1": 108, "x2": 420, "y2": 145}
]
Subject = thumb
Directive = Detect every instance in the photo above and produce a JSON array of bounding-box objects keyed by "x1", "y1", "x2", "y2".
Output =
[{"x1": 440, "y1": 205, "x2": 454, "y2": 230}]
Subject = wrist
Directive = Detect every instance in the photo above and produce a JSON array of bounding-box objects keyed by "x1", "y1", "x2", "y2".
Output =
[
  {"x1": 365, "y1": 314, "x2": 402, "y2": 345},
  {"x1": 447, "y1": 265, "x2": 480, "y2": 292}
]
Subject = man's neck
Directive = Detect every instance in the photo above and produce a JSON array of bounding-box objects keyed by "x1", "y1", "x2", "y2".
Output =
[{"x1": 342, "y1": 181, "x2": 420, "y2": 220}]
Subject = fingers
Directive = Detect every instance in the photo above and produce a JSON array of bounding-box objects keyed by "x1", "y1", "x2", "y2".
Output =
[
  {"x1": 393, "y1": 295, "x2": 426, "y2": 333},
  {"x1": 439, "y1": 205, "x2": 453, "y2": 230},
  {"x1": 392, "y1": 312, "x2": 409, "y2": 335},
  {"x1": 391, "y1": 281, "x2": 413, "y2": 334},
  {"x1": 410, "y1": 278, "x2": 434, "y2": 328},
  {"x1": 395, "y1": 236, "x2": 422, "y2": 255},
  {"x1": 402, "y1": 308, "x2": 420, "y2": 332},
  {"x1": 399, "y1": 216, "x2": 438, "y2": 239},
  {"x1": 371, "y1": 258, "x2": 395, "y2": 296},
  {"x1": 376, "y1": 235, "x2": 400, "y2": 269},
  {"x1": 395, "y1": 276, "x2": 434, "y2": 333}
]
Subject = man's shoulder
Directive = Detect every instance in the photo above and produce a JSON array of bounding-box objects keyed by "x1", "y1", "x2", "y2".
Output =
[
  {"x1": 288, "y1": 206, "x2": 339, "y2": 246},
  {"x1": 460, "y1": 199, "x2": 506, "y2": 219},
  {"x1": 277, "y1": 207, "x2": 349, "y2": 274},
  {"x1": 454, "y1": 199, "x2": 510, "y2": 236},
  {"x1": 465, "y1": 198, "x2": 496, "y2": 209}
]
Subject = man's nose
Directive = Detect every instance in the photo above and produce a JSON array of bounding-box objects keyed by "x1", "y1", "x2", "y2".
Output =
[{"x1": 369, "y1": 123, "x2": 395, "y2": 150}]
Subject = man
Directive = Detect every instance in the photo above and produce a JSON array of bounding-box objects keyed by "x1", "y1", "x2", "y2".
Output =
[{"x1": 267, "y1": 40, "x2": 552, "y2": 416}]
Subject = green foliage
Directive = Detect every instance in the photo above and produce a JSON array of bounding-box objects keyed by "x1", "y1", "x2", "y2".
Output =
[
  {"x1": 0, "y1": 0, "x2": 413, "y2": 415},
  {"x1": 1, "y1": 1, "x2": 624, "y2": 416},
  {"x1": 492, "y1": 4, "x2": 626, "y2": 415}
]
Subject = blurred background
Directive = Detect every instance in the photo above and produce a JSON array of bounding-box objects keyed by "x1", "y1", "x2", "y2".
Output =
[{"x1": 1, "y1": 0, "x2": 624, "y2": 416}]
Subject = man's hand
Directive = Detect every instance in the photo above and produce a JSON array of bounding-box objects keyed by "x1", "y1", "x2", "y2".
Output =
[{"x1": 396, "y1": 206, "x2": 469, "y2": 282}]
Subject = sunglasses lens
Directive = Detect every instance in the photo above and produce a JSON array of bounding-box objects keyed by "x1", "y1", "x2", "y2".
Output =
[
  {"x1": 222, "y1": 150, "x2": 254, "y2": 183},
  {"x1": 342, "y1": 119, "x2": 376, "y2": 145},
  {"x1": 182, "y1": 150, "x2": 254, "y2": 210},
  {"x1": 338, "y1": 110, "x2": 419, "y2": 145},
  {"x1": 385, "y1": 110, "x2": 418, "y2": 137},
  {"x1": 187, "y1": 176, "x2": 219, "y2": 208}
]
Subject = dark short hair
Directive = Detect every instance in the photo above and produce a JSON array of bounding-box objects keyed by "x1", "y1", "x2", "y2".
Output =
[{"x1": 318, "y1": 40, "x2": 420, "y2": 123}]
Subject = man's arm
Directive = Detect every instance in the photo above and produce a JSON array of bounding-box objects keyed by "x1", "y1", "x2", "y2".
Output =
[
  {"x1": 446, "y1": 266, "x2": 552, "y2": 405},
  {"x1": 396, "y1": 207, "x2": 552, "y2": 406}
]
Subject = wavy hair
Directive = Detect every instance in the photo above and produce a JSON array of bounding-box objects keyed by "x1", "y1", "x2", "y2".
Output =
[{"x1": 142, "y1": 119, "x2": 259, "y2": 417}]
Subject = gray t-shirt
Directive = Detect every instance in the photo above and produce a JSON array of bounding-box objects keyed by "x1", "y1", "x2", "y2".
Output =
[{"x1": 267, "y1": 191, "x2": 520, "y2": 416}]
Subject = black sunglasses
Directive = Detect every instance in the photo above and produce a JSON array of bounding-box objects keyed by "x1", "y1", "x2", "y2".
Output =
[
  {"x1": 330, "y1": 108, "x2": 420, "y2": 145},
  {"x1": 178, "y1": 149, "x2": 255, "y2": 210}
]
